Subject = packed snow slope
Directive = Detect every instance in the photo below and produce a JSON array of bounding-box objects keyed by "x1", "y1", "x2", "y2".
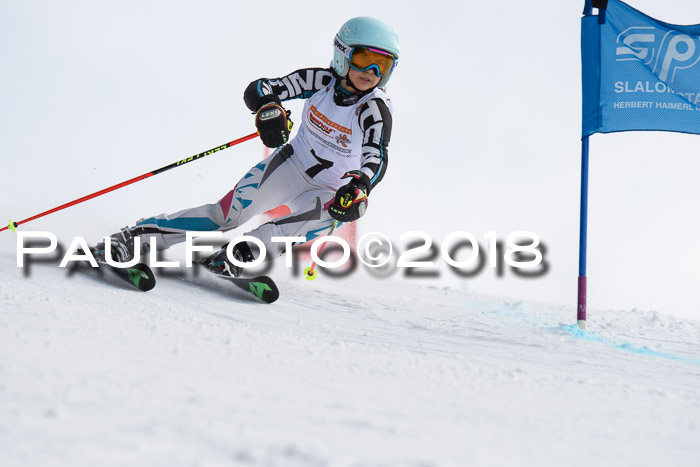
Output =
[{"x1": 1, "y1": 251, "x2": 699, "y2": 467}]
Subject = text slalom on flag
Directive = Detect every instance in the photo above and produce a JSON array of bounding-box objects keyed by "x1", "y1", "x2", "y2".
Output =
[{"x1": 582, "y1": 0, "x2": 700, "y2": 136}]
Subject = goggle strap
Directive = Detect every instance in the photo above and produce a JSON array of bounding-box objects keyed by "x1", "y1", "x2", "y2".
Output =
[{"x1": 365, "y1": 47, "x2": 392, "y2": 57}]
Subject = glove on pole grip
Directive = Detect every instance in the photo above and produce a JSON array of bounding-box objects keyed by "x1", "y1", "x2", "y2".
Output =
[
  {"x1": 328, "y1": 170, "x2": 370, "y2": 223},
  {"x1": 255, "y1": 95, "x2": 293, "y2": 148}
]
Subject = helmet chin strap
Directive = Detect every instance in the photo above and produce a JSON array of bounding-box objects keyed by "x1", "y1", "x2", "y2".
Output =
[
  {"x1": 343, "y1": 74, "x2": 376, "y2": 94},
  {"x1": 343, "y1": 75, "x2": 361, "y2": 93}
]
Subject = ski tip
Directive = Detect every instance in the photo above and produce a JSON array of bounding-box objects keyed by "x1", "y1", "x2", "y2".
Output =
[
  {"x1": 126, "y1": 264, "x2": 157, "y2": 291},
  {"x1": 248, "y1": 277, "x2": 279, "y2": 303},
  {"x1": 217, "y1": 274, "x2": 279, "y2": 303},
  {"x1": 263, "y1": 288, "x2": 280, "y2": 304}
]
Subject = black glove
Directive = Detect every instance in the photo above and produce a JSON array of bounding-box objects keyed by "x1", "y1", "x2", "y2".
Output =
[
  {"x1": 328, "y1": 171, "x2": 371, "y2": 222},
  {"x1": 254, "y1": 95, "x2": 293, "y2": 148}
]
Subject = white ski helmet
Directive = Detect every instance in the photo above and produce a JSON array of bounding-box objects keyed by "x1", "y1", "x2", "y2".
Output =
[{"x1": 333, "y1": 17, "x2": 400, "y2": 88}]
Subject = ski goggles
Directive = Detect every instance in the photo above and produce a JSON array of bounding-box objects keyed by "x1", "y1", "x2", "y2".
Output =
[{"x1": 348, "y1": 46, "x2": 397, "y2": 77}]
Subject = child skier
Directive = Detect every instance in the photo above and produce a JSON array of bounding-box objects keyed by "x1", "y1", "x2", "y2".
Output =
[{"x1": 94, "y1": 16, "x2": 399, "y2": 277}]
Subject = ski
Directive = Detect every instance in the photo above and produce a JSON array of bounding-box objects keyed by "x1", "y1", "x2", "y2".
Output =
[
  {"x1": 214, "y1": 274, "x2": 279, "y2": 304},
  {"x1": 78, "y1": 259, "x2": 156, "y2": 292},
  {"x1": 100, "y1": 261, "x2": 156, "y2": 292},
  {"x1": 73, "y1": 245, "x2": 156, "y2": 292},
  {"x1": 195, "y1": 261, "x2": 279, "y2": 303}
]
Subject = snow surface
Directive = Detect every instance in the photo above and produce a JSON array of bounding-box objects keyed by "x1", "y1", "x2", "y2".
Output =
[
  {"x1": 3, "y1": 0, "x2": 700, "y2": 465},
  {"x1": 1, "y1": 256, "x2": 699, "y2": 467}
]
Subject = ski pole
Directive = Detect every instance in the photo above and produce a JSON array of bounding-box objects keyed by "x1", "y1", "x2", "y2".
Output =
[
  {"x1": 304, "y1": 220, "x2": 339, "y2": 281},
  {"x1": 2, "y1": 132, "x2": 259, "y2": 233}
]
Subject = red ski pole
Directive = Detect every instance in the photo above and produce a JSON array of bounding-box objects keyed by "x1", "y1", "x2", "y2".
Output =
[{"x1": 2, "y1": 132, "x2": 259, "y2": 233}]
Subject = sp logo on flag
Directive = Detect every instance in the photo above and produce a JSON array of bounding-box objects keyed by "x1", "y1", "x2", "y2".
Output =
[{"x1": 616, "y1": 27, "x2": 700, "y2": 83}]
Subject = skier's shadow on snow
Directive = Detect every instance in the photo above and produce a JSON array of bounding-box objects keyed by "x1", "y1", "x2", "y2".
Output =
[
  {"x1": 21, "y1": 240, "x2": 65, "y2": 278},
  {"x1": 66, "y1": 261, "x2": 142, "y2": 291}
]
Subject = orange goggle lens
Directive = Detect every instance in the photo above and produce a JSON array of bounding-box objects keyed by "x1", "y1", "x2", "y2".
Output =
[{"x1": 349, "y1": 47, "x2": 396, "y2": 77}]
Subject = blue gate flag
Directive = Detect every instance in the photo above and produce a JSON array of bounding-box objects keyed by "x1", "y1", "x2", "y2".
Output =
[{"x1": 582, "y1": 0, "x2": 700, "y2": 136}]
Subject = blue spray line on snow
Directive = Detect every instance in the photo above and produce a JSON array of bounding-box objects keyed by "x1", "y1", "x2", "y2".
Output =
[
  {"x1": 490, "y1": 305, "x2": 700, "y2": 367},
  {"x1": 558, "y1": 324, "x2": 700, "y2": 367}
]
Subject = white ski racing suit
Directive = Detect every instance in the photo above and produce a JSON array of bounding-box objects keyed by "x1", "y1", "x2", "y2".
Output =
[{"x1": 131, "y1": 67, "x2": 393, "y2": 258}]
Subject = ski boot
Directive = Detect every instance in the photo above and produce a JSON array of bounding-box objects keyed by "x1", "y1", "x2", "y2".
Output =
[
  {"x1": 199, "y1": 241, "x2": 255, "y2": 278},
  {"x1": 91, "y1": 227, "x2": 137, "y2": 263}
]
